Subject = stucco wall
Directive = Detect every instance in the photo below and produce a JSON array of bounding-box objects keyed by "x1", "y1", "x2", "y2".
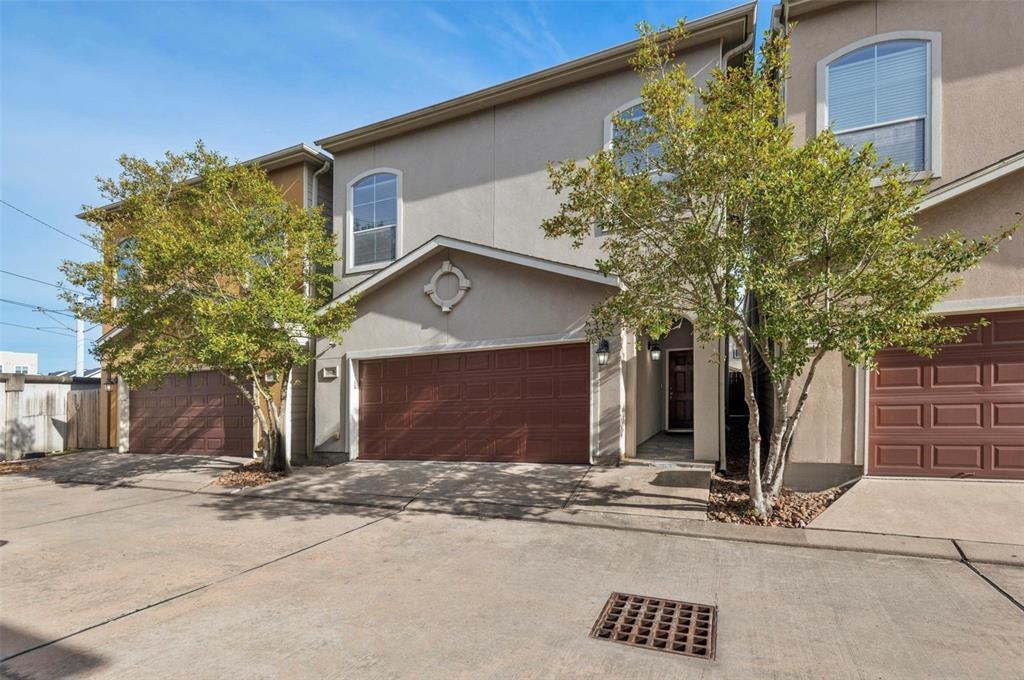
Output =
[
  {"x1": 314, "y1": 249, "x2": 621, "y2": 461},
  {"x1": 330, "y1": 40, "x2": 725, "y2": 297},
  {"x1": 786, "y1": 0, "x2": 1024, "y2": 190}
]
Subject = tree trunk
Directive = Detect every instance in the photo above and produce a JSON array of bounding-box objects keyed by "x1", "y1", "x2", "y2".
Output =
[{"x1": 735, "y1": 335, "x2": 769, "y2": 517}]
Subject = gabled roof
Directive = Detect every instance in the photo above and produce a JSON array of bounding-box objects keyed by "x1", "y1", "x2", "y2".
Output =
[
  {"x1": 917, "y1": 150, "x2": 1024, "y2": 212},
  {"x1": 315, "y1": 2, "x2": 757, "y2": 154},
  {"x1": 78, "y1": 142, "x2": 331, "y2": 218},
  {"x1": 317, "y1": 236, "x2": 619, "y2": 314}
]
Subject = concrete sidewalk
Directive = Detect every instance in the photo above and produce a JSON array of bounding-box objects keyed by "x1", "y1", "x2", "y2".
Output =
[{"x1": 811, "y1": 478, "x2": 1024, "y2": 545}]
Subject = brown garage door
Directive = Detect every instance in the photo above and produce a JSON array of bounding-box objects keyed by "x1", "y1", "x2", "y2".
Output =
[
  {"x1": 358, "y1": 343, "x2": 591, "y2": 463},
  {"x1": 129, "y1": 371, "x2": 253, "y2": 455},
  {"x1": 869, "y1": 311, "x2": 1024, "y2": 479}
]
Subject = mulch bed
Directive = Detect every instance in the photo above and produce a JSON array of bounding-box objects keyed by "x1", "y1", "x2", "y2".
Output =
[
  {"x1": 707, "y1": 474, "x2": 847, "y2": 528},
  {"x1": 0, "y1": 460, "x2": 41, "y2": 475},
  {"x1": 708, "y1": 420, "x2": 849, "y2": 527},
  {"x1": 213, "y1": 461, "x2": 286, "y2": 488}
]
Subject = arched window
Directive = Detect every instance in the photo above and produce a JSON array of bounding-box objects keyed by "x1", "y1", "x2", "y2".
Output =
[
  {"x1": 347, "y1": 170, "x2": 400, "y2": 272},
  {"x1": 820, "y1": 33, "x2": 940, "y2": 174},
  {"x1": 605, "y1": 100, "x2": 661, "y2": 175}
]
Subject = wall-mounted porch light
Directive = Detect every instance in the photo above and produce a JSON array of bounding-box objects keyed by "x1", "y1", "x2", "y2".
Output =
[
  {"x1": 104, "y1": 376, "x2": 117, "y2": 392},
  {"x1": 595, "y1": 338, "x2": 610, "y2": 366},
  {"x1": 647, "y1": 340, "x2": 662, "y2": 361}
]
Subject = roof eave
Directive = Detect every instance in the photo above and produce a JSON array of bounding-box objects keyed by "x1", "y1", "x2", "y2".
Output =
[{"x1": 315, "y1": 2, "x2": 757, "y2": 154}]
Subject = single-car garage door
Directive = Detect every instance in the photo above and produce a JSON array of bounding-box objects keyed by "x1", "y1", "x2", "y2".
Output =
[
  {"x1": 358, "y1": 343, "x2": 591, "y2": 463},
  {"x1": 129, "y1": 371, "x2": 253, "y2": 455},
  {"x1": 869, "y1": 311, "x2": 1024, "y2": 479}
]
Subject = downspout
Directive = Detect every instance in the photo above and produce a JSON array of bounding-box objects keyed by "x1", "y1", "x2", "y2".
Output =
[
  {"x1": 721, "y1": 24, "x2": 754, "y2": 70},
  {"x1": 306, "y1": 158, "x2": 332, "y2": 462}
]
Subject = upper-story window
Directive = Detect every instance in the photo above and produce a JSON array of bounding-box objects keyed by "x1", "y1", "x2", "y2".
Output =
[
  {"x1": 347, "y1": 170, "x2": 401, "y2": 273},
  {"x1": 14, "y1": 365, "x2": 29, "y2": 374},
  {"x1": 819, "y1": 32, "x2": 941, "y2": 175},
  {"x1": 113, "y1": 237, "x2": 138, "y2": 309},
  {"x1": 605, "y1": 100, "x2": 662, "y2": 175}
]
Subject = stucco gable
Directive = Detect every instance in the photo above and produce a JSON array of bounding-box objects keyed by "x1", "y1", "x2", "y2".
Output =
[{"x1": 317, "y1": 236, "x2": 619, "y2": 314}]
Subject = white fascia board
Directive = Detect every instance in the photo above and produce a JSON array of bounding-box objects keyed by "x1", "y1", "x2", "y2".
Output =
[{"x1": 917, "y1": 152, "x2": 1024, "y2": 212}]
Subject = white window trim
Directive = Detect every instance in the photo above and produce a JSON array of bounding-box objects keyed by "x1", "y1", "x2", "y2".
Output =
[
  {"x1": 603, "y1": 97, "x2": 644, "y2": 150},
  {"x1": 345, "y1": 167, "x2": 403, "y2": 275},
  {"x1": 816, "y1": 31, "x2": 942, "y2": 180}
]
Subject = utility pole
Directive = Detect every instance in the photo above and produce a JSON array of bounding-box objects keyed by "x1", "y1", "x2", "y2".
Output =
[{"x1": 75, "y1": 296, "x2": 85, "y2": 377}]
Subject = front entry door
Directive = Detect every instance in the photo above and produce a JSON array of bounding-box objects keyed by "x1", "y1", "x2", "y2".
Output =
[{"x1": 668, "y1": 350, "x2": 694, "y2": 430}]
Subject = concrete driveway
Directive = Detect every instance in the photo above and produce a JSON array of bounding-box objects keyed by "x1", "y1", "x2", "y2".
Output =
[
  {"x1": 811, "y1": 478, "x2": 1024, "y2": 545},
  {"x1": 1, "y1": 453, "x2": 1022, "y2": 679}
]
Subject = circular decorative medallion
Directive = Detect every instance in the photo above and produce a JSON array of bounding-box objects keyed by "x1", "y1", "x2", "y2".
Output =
[{"x1": 423, "y1": 260, "x2": 471, "y2": 313}]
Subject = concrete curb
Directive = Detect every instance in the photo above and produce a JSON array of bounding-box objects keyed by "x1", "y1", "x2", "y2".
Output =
[{"x1": 957, "y1": 540, "x2": 1024, "y2": 567}]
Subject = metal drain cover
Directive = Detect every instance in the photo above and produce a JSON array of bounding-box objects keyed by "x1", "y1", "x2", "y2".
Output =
[{"x1": 590, "y1": 592, "x2": 717, "y2": 660}]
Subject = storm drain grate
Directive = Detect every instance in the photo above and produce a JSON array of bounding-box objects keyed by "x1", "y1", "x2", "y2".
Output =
[{"x1": 589, "y1": 592, "x2": 717, "y2": 660}]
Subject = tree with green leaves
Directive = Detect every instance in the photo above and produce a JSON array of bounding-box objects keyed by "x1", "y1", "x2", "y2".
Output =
[
  {"x1": 64, "y1": 142, "x2": 356, "y2": 472},
  {"x1": 542, "y1": 25, "x2": 1015, "y2": 517}
]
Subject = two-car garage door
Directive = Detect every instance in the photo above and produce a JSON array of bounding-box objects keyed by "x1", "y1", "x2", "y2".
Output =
[
  {"x1": 358, "y1": 343, "x2": 591, "y2": 464},
  {"x1": 869, "y1": 311, "x2": 1024, "y2": 479}
]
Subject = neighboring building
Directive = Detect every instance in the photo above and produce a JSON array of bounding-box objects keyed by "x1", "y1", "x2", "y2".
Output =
[
  {"x1": 0, "y1": 351, "x2": 38, "y2": 375},
  {"x1": 92, "y1": 144, "x2": 333, "y2": 461},
  {"x1": 311, "y1": 3, "x2": 758, "y2": 466},
  {"x1": 775, "y1": 0, "x2": 1024, "y2": 487},
  {"x1": 49, "y1": 368, "x2": 102, "y2": 379}
]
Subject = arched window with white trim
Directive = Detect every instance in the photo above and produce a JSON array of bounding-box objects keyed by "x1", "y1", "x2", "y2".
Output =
[
  {"x1": 818, "y1": 32, "x2": 941, "y2": 175},
  {"x1": 604, "y1": 99, "x2": 662, "y2": 175},
  {"x1": 347, "y1": 169, "x2": 401, "y2": 272}
]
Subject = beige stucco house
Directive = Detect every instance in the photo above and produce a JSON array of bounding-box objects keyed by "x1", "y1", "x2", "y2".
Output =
[
  {"x1": 94, "y1": 0, "x2": 1021, "y2": 489},
  {"x1": 776, "y1": 0, "x2": 1024, "y2": 488},
  {"x1": 310, "y1": 3, "x2": 759, "y2": 467}
]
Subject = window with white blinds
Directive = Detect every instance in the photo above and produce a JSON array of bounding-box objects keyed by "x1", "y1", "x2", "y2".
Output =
[
  {"x1": 348, "y1": 171, "x2": 399, "y2": 271},
  {"x1": 827, "y1": 40, "x2": 930, "y2": 171}
]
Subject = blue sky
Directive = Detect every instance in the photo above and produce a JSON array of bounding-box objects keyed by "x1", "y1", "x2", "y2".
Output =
[{"x1": 0, "y1": 0, "x2": 771, "y2": 373}]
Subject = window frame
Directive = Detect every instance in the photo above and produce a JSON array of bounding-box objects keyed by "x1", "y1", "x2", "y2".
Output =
[
  {"x1": 345, "y1": 168, "x2": 403, "y2": 275},
  {"x1": 14, "y1": 365, "x2": 29, "y2": 374},
  {"x1": 816, "y1": 31, "x2": 942, "y2": 180}
]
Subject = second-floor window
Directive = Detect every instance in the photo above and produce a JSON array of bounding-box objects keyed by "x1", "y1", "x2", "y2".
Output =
[
  {"x1": 825, "y1": 37, "x2": 935, "y2": 173},
  {"x1": 606, "y1": 101, "x2": 662, "y2": 175},
  {"x1": 348, "y1": 170, "x2": 400, "y2": 272},
  {"x1": 15, "y1": 365, "x2": 29, "y2": 374}
]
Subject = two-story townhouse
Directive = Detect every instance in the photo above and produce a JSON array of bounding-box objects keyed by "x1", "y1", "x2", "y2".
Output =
[
  {"x1": 311, "y1": 3, "x2": 758, "y2": 467},
  {"x1": 776, "y1": 0, "x2": 1024, "y2": 489},
  {"x1": 98, "y1": 143, "x2": 333, "y2": 462}
]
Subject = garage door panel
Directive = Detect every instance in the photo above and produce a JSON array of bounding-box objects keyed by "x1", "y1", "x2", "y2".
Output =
[
  {"x1": 129, "y1": 370, "x2": 253, "y2": 455},
  {"x1": 869, "y1": 311, "x2": 1024, "y2": 479},
  {"x1": 994, "y1": 361, "x2": 1024, "y2": 385},
  {"x1": 359, "y1": 344, "x2": 590, "y2": 464},
  {"x1": 993, "y1": 402, "x2": 1024, "y2": 426},
  {"x1": 932, "y1": 445, "x2": 984, "y2": 470},
  {"x1": 994, "y1": 446, "x2": 1024, "y2": 471}
]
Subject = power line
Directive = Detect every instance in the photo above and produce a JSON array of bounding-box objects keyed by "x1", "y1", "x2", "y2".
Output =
[
  {"x1": 0, "y1": 269, "x2": 86, "y2": 296},
  {"x1": 0, "y1": 321, "x2": 76, "y2": 338},
  {"x1": 0, "y1": 297, "x2": 76, "y2": 318},
  {"x1": 0, "y1": 199, "x2": 95, "y2": 249}
]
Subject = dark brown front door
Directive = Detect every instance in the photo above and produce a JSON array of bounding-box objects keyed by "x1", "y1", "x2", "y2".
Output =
[
  {"x1": 358, "y1": 343, "x2": 590, "y2": 464},
  {"x1": 668, "y1": 350, "x2": 694, "y2": 430},
  {"x1": 129, "y1": 371, "x2": 253, "y2": 455},
  {"x1": 869, "y1": 311, "x2": 1024, "y2": 479}
]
